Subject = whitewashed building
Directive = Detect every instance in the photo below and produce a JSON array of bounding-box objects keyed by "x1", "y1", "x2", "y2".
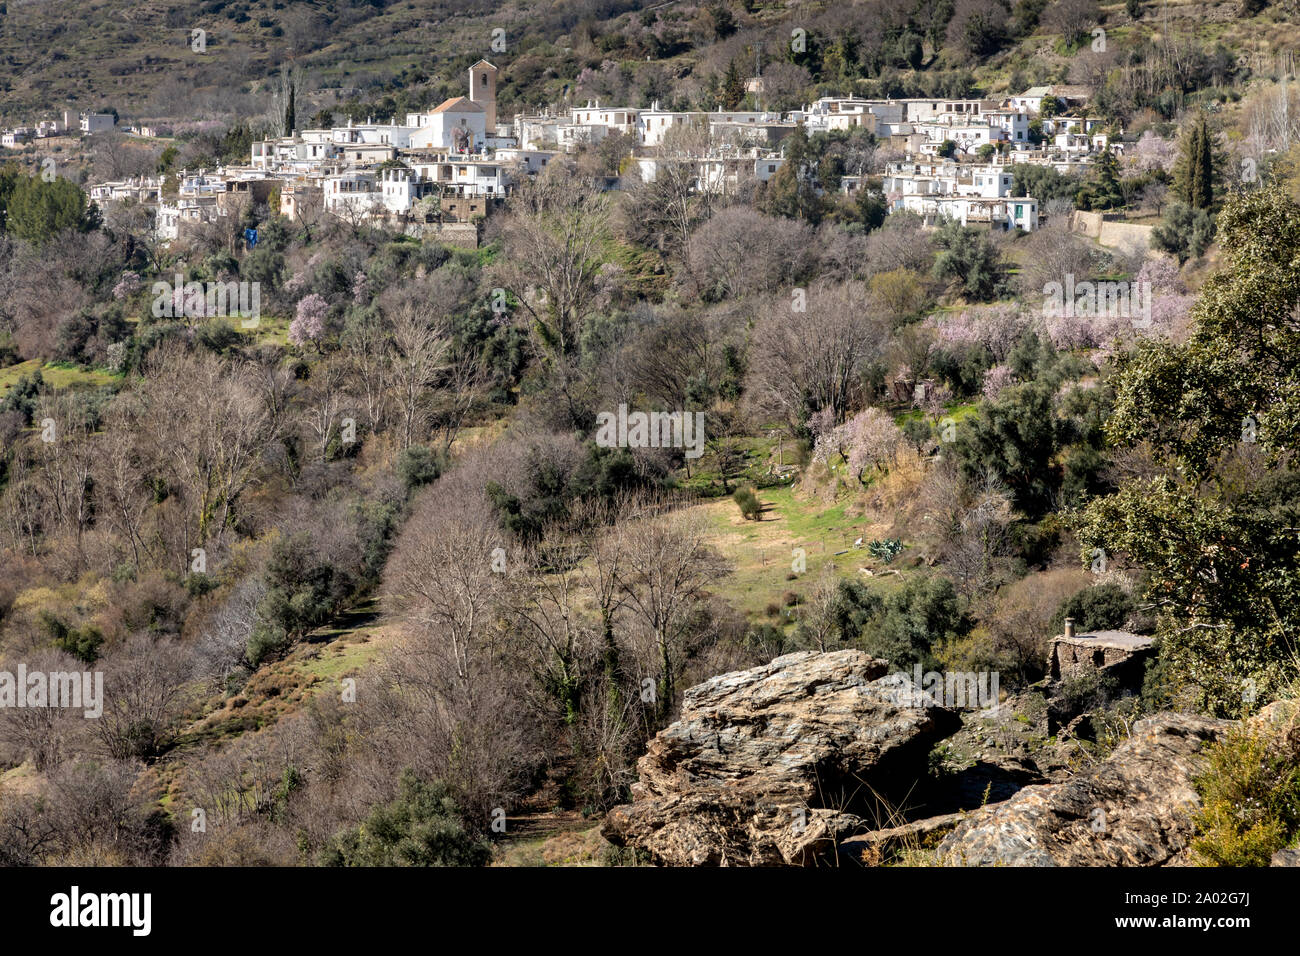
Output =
[{"x1": 408, "y1": 97, "x2": 487, "y2": 152}]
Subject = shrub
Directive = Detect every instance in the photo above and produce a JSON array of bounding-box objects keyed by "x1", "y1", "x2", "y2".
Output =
[
  {"x1": 859, "y1": 575, "x2": 968, "y2": 670},
  {"x1": 396, "y1": 444, "x2": 442, "y2": 491},
  {"x1": 184, "y1": 572, "x2": 219, "y2": 598},
  {"x1": 37, "y1": 611, "x2": 104, "y2": 665},
  {"x1": 247, "y1": 532, "x2": 347, "y2": 666},
  {"x1": 1151, "y1": 203, "x2": 1215, "y2": 264},
  {"x1": 196, "y1": 320, "x2": 242, "y2": 355},
  {"x1": 733, "y1": 486, "x2": 761, "y2": 520},
  {"x1": 1056, "y1": 669, "x2": 1118, "y2": 714},
  {"x1": 317, "y1": 769, "x2": 492, "y2": 867},
  {"x1": 1050, "y1": 583, "x2": 1136, "y2": 634},
  {"x1": 1192, "y1": 712, "x2": 1300, "y2": 866}
]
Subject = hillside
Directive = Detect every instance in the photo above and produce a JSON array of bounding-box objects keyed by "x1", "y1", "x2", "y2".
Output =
[
  {"x1": 4, "y1": 0, "x2": 1300, "y2": 896},
  {"x1": 0, "y1": 0, "x2": 1296, "y2": 127}
]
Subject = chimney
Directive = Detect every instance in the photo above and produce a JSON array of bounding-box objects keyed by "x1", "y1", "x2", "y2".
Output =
[{"x1": 1064, "y1": 617, "x2": 1075, "y2": 639}]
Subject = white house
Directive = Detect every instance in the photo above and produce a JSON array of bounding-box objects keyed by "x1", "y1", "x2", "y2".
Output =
[
  {"x1": 902, "y1": 193, "x2": 1038, "y2": 231},
  {"x1": 984, "y1": 108, "x2": 1030, "y2": 145},
  {"x1": 634, "y1": 147, "x2": 783, "y2": 195},
  {"x1": 493, "y1": 148, "x2": 555, "y2": 175},
  {"x1": 515, "y1": 113, "x2": 562, "y2": 150},
  {"x1": 558, "y1": 122, "x2": 611, "y2": 150},
  {"x1": 916, "y1": 119, "x2": 999, "y2": 156},
  {"x1": 377, "y1": 166, "x2": 420, "y2": 213},
  {"x1": 569, "y1": 104, "x2": 640, "y2": 139},
  {"x1": 407, "y1": 156, "x2": 512, "y2": 197},
  {"x1": 1007, "y1": 85, "x2": 1092, "y2": 116},
  {"x1": 324, "y1": 170, "x2": 383, "y2": 217},
  {"x1": 639, "y1": 107, "x2": 706, "y2": 147},
  {"x1": 80, "y1": 112, "x2": 116, "y2": 134},
  {"x1": 89, "y1": 175, "x2": 163, "y2": 204},
  {"x1": 251, "y1": 135, "x2": 341, "y2": 172}
]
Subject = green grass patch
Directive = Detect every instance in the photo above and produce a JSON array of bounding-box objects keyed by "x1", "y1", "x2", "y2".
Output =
[
  {"x1": 698, "y1": 483, "x2": 913, "y2": 620},
  {"x1": 0, "y1": 359, "x2": 119, "y2": 393}
]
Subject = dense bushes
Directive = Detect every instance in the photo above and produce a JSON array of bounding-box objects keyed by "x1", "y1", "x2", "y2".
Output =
[
  {"x1": 247, "y1": 532, "x2": 352, "y2": 665},
  {"x1": 733, "y1": 486, "x2": 761, "y2": 520},
  {"x1": 1050, "y1": 583, "x2": 1137, "y2": 634},
  {"x1": 318, "y1": 770, "x2": 492, "y2": 867},
  {"x1": 1193, "y1": 711, "x2": 1300, "y2": 866}
]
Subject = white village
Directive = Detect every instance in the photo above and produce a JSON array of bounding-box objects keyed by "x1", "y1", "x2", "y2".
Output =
[{"x1": 4, "y1": 66, "x2": 1123, "y2": 244}]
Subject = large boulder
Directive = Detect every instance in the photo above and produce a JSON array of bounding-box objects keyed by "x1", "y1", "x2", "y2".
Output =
[
  {"x1": 602, "y1": 650, "x2": 957, "y2": 866},
  {"x1": 936, "y1": 713, "x2": 1233, "y2": 866}
]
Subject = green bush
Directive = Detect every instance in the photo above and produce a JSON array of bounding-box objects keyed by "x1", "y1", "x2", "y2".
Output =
[
  {"x1": 37, "y1": 611, "x2": 104, "y2": 665},
  {"x1": 733, "y1": 486, "x2": 761, "y2": 520},
  {"x1": 1050, "y1": 583, "x2": 1135, "y2": 634},
  {"x1": 317, "y1": 769, "x2": 492, "y2": 867},
  {"x1": 859, "y1": 575, "x2": 968, "y2": 670},
  {"x1": 1192, "y1": 714, "x2": 1300, "y2": 866},
  {"x1": 1152, "y1": 203, "x2": 1215, "y2": 264},
  {"x1": 247, "y1": 532, "x2": 347, "y2": 666},
  {"x1": 396, "y1": 444, "x2": 442, "y2": 491}
]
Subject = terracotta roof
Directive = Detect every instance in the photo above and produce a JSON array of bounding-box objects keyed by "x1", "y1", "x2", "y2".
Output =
[{"x1": 430, "y1": 97, "x2": 484, "y2": 114}]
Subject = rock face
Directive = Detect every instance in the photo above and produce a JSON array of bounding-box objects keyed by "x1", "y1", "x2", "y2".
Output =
[
  {"x1": 602, "y1": 650, "x2": 957, "y2": 866},
  {"x1": 936, "y1": 713, "x2": 1233, "y2": 866}
]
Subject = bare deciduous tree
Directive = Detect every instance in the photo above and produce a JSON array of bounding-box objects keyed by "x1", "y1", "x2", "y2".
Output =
[
  {"x1": 496, "y1": 169, "x2": 613, "y2": 422},
  {"x1": 615, "y1": 502, "x2": 730, "y2": 720},
  {"x1": 387, "y1": 302, "x2": 449, "y2": 451},
  {"x1": 95, "y1": 636, "x2": 195, "y2": 761},
  {"x1": 746, "y1": 282, "x2": 889, "y2": 428}
]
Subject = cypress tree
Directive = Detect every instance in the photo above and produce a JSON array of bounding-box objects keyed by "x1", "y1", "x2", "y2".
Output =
[
  {"x1": 1174, "y1": 115, "x2": 1217, "y2": 211},
  {"x1": 1194, "y1": 115, "x2": 1214, "y2": 209},
  {"x1": 722, "y1": 59, "x2": 745, "y2": 110},
  {"x1": 285, "y1": 77, "x2": 296, "y2": 136}
]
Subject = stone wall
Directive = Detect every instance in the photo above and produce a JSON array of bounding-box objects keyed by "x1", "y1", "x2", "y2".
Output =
[
  {"x1": 399, "y1": 221, "x2": 479, "y2": 248},
  {"x1": 1069, "y1": 210, "x2": 1154, "y2": 256}
]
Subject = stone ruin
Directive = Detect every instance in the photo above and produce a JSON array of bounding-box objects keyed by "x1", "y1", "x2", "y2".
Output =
[{"x1": 1047, "y1": 618, "x2": 1154, "y2": 682}]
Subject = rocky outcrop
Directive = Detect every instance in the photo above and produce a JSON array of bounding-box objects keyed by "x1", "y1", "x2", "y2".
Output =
[
  {"x1": 936, "y1": 713, "x2": 1233, "y2": 866},
  {"x1": 601, "y1": 650, "x2": 958, "y2": 866}
]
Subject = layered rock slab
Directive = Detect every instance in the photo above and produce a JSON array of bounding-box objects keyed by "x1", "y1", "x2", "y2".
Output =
[
  {"x1": 936, "y1": 713, "x2": 1233, "y2": 866},
  {"x1": 602, "y1": 649, "x2": 956, "y2": 865}
]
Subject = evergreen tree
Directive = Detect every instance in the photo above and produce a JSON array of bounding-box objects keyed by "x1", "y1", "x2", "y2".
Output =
[
  {"x1": 759, "y1": 126, "x2": 824, "y2": 222},
  {"x1": 721, "y1": 59, "x2": 745, "y2": 110},
  {"x1": 285, "y1": 76, "x2": 297, "y2": 136},
  {"x1": 1173, "y1": 114, "x2": 1219, "y2": 211},
  {"x1": 1076, "y1": 187, "x2": 1300, "y2": 712},
  {"x1": 2, "y1": 171, "x2": 97, "y2": 244},
  {"x1": 1076, "y1": 147, "x2": 1125, "y2": 210}
]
